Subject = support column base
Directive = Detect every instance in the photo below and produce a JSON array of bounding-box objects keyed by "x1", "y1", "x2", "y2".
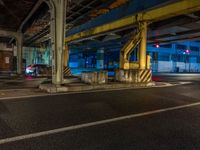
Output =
[
  {"x1": 81, "y1": 71, "x2": 108, "y2": 84},
  {"x1": 115, "y1": 69, "x2": 152, "y2": 83}
]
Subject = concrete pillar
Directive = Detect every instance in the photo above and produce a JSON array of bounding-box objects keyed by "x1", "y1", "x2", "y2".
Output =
[
  {"x1": 172, "y1": 43, "x2": 177, "y2": 72},
  {"x1": 29, "y1": 47, "x2": 33, "y2": 66},
  {"x1": 16, "y1": 32, "x2": 23, "y2": 74},
  {"x1": 139, "y1": 22, "x2": 147, "y2": 69},
  {"x1": 50, "y1": 0, "x2": 66, "y2": 85},
  {"x1": 96, "y1": 49, "x2": 104, "y2": 69},
  {"x1": 0, "y1": 30, "x2": 24, "y2": 73},
  {"x1": 78, "y1": 53, "x2": 84, "y2": 68},
  {"x1": 172, "y1": 43, "x2": 176, "y2": 53},
  {"x1": 48, "y1": 42, "x2": 52, "y2": 66}
]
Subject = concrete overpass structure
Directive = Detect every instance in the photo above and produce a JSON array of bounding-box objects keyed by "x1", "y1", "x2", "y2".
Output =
[{"x1": 1, "y1": 0, "x2": 200, "y2": 86}]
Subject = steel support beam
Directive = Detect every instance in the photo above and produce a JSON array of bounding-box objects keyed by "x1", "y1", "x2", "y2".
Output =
[
  {"x1": 49, "y1": 0, "x2": 66, "y2": 85},
  {"x1": 19, "y1": 0, "x2": 45, "y2": 32},
  {"x1": 0, "y1": 29, "x2": 17, "y2": 38},
  {"x1": 119, "y1": 31, "x2": 141, "y2": 69},
  {"x1": 63, "y1": 45, "x2": 69, "y2": 67},
  {"x1": 119, "y1": 22, "x2": 147, "y2": 70},
  {"x1": 139, "y1": 22, "x2": 147, "y2": 69},
  {"x1": 65, "y1": 0, "x2": 200, "y2": 43},
  {"x1": 66, "y1": 0, "x2": 170, "y2": 36}
]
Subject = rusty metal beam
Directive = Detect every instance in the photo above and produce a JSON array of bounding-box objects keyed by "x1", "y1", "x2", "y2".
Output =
[{"x1": 65, "y1": 0, "x2": 200, "y2": 43}]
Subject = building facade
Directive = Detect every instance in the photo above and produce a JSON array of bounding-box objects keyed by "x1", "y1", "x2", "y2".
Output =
[
  {"x1": 22, "y1": 41, "x2": 200, "y2": 74},
  {"x1": 148, "y1": 41, "x2": 200, "y2": 72}
]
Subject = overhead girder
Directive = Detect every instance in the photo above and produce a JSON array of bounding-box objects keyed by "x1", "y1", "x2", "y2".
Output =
[
  {"x1": 89, "y1": 0, "x2": 128, "y2": 18},
  {"x1": 66, "y1": 0, "x2": 171, "y2": 37},
  {"x1": 65, "y1": 0, "x2": 200, "y2": 43},
  {"x1": 0, "y1": 29, "x2": 19, "y2": 39},
  {"x1": 19, "y1": 0, "x2": 45, "y2": 32}
]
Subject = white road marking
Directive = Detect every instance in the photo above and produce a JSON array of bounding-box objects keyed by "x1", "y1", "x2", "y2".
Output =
[
  {"x1": 154, "y1": 81, "x2": 192, "y2": 88},
  {"x1": 0, "y1": 101, "x2": 200, "y2": 144}
]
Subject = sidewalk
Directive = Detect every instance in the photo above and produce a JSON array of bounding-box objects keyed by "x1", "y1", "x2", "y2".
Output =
[
  {"x1": 0, "y1": 75, "x2": 189, "y2": 99},
  {"x1": 0, "y1": 77, "x2": 48, "y2": 89},
  {"x1": 39, "y1": 81, "x2": 171, "y2": 93},
  {"x1": 0, "y1": 88, "x2": 48, "y2": 100},
  {"x1": 0, "y1": 81, "x2": 174, "y2": 100}
]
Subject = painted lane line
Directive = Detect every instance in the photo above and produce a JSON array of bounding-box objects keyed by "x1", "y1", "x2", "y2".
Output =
[{"x1": 0, "y1": 101, "x2": 200, "y2": 145}]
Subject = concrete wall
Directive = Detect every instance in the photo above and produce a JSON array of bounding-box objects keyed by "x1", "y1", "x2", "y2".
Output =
[
  {"x1": 0, "y1": 43, "x2": 14, "y2": 72},
  {"x1": 152, "y1": 61, "x2": 200, "y2": 72},
  {"x1": 157, "y1": 61, "x2": 173, "y2": 72},
  {"x1": 0, "y1": 43, "x2": 13, "y2": 51},
  {"x1": 23, "y1": 47, "x2": 51, "y2": 67}
]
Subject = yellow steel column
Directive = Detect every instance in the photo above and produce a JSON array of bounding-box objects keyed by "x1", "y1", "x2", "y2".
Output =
[
  {"x1": 63, "y1": 45, "x2": 69, "y2": 67},
  {"x1": 139, "y1": 22, "x2": 147, "y2": 69},
  {"x1": 146, "y1": 55, "x2": 151, "y2": 69}
]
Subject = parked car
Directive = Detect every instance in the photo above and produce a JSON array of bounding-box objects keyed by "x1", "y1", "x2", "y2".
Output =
[{"x1": 25, "y1": 64, "x2": 51, "y2": 77}]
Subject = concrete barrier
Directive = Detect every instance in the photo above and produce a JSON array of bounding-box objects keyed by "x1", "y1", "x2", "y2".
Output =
[
  {"x1": 115, "y1": 69, "x2": 152, "y2": 83},
  {"x1": 98, "y1": 71, "x2": 108, "y2": 84},
  {"x1": 81, "y1": 71, "x2": 108, "y2": 84},
  {"x1": 81, "y1": 72, "x2": 98, "y2": 84}
]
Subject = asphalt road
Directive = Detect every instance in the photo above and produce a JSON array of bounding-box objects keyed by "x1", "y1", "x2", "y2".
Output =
[
  {"x1": 153, "y1": 73, "x2": 200, "y2": 82},
  {"x1": 0, "y1": 74, "x2": 200, "y2": 149}
]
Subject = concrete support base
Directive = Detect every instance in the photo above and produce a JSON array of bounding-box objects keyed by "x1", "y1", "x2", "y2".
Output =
[
  {"x1": 39, "y1": 70, "x2": 153, "y2": 93},
  {"x1": 39, "y1": 81, "x2": 154, "y2": 93},
  {"x1": 115, "y1": 69, "x2": 152, "y2": 83},
  {"x1": 81, "y1": 71, "x2": 108, "y2": 84}
]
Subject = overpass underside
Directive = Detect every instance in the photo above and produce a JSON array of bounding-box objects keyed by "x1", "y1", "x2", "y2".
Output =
[
  {"x1": 1, "y1": 0, "x2": 200, "y2": 85},
  {"x1": 64, "y1": 0, "x2": 200, "y2": 85}
]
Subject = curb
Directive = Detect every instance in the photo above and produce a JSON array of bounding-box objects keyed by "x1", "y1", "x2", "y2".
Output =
[{"x1": 39, "y1": 82, "x2": 155, "y2": 93}]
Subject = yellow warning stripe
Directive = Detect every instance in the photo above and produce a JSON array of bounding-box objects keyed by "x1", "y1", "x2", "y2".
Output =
[
  {"x1": 139, "y1": 69, "x2": 152, "y2": 83},
  {"x1": 63, "y1": 66, "x2": 72, "y2": 76}
]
